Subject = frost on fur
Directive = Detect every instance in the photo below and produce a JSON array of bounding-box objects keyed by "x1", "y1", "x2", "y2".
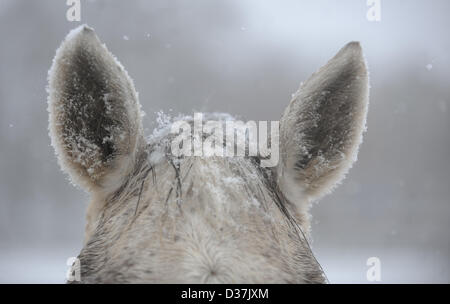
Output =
[
  {"x1": 47, "y1": 26, "x2": 370, "y2": 284},
  {"x1": 48, "y1": 25, "x2": 145, "y2": 192},
  {"x1": 277, "y1": 42, "x2": 369, "y2": 204}
]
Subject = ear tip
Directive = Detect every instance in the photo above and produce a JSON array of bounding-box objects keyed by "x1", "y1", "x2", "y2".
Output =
[
  {"x1": 345, "y1": 41, "x2": 362, "y2": 49},
  {"x1": 337, "y1": 41, "x2": 369, "y2": 77},
  {"x1": 334, "y1": 41, "x2": 364, "y2": 62},
  {"x1": 50, "y1": 24, "x2": 101, "y2": 82},
  {"x1": 340, "y1": 41, "x2": 362, "y2": 55},
  {"x1": 64, "y1": 24, "x2": 97, "y2": 44},
  {"x1": 79, "y1": 24, "x2": 95, "y2": 34}
]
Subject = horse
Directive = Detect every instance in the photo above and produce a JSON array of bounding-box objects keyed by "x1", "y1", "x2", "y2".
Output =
[{"x1": 47, "y1": 25, "x2": 369, "y2": 283}]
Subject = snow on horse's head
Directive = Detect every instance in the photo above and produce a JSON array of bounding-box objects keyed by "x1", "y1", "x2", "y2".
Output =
[{"x1": 48, "y1": 25, "x2": 369, "y2": 283}]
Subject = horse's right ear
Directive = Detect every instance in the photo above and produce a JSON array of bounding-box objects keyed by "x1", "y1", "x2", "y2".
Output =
[{"x1": 48, "y1": 25, "x2": 145, "y2": 193}]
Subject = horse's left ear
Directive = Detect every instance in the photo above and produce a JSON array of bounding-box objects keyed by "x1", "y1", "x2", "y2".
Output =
[
  {"x1": 48, "y1": 25, "x2": 145, "y2": 193},
  {"x1": 276, "y1": 42, "x2": 369, "y2": 206}
]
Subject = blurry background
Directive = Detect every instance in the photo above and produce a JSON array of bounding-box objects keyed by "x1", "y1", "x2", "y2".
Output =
[{"x1": 0, "y1": 0, "x2": 449, "y2": 283}]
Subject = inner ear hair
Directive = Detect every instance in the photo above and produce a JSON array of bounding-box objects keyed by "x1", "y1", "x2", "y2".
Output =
[
  {"x1": 48, "y1": 25, "x2": 145, "y2": 192},
  {"x1": 277, "y1": 41, "x2": 369, "y2": 203}
]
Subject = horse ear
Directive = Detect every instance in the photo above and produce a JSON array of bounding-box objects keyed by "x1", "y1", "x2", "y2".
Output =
[
  {"x1": 48, "y1": 25, "x2": 145, "y2": 192},
  {"x1": 276, "y1": 42, "x2": 369, "y2": 206}
]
